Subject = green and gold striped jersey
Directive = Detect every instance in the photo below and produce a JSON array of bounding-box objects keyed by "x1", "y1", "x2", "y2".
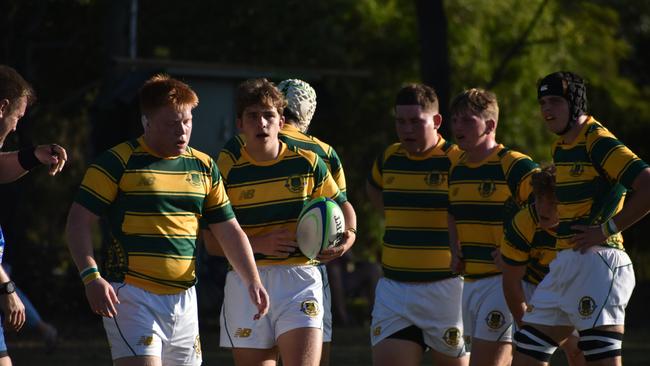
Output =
[
  {"x1": 219, "y1": 124, "x2": 347, "y2": 198},
  {"x1": 501, "y1": 204, "x2": 557, "y2": 285},
  {"x1": 368, "y1": 136, "x2": 462, "y2": 282},
  {"x1": 449, "y1": 145, "x2": 538, "y2": 280},
  {"x1": 552, "y1": 117, "x2": 648, "y2": 249},
  {"x1": 218, "y1": 141, "x2": 345, "y2": 266},
  {"x1": 74, "y1": 137, "x2": 235, "y2": 294}
]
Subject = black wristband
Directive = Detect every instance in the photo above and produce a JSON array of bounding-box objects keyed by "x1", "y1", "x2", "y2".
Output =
[{"x1": 17, "y1": 146, "x2": 41, "y2": 170}]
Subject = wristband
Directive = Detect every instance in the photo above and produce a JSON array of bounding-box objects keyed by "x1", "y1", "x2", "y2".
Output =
[
  {"x1": 346, "y1": 227, "x2": 357, "y2": 235},
  {"x1": 17, "y1": 146, "x2": 41, "y2": 171},
  {"x1": 80, "y1": 266, "x2": 101, "y2": 285}
]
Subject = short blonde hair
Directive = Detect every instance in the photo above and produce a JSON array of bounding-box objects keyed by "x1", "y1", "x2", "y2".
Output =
[
  {"x1": 450, "y1": 88, "x2": 499, "y2": 122},
  {"x1": 139, "y1": 74, "x2": 198, "y2": 116}
]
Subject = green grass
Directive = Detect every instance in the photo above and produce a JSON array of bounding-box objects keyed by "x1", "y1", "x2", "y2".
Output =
[{"x1": 6, "y1": 323, "x2": 650, "y2": 365}]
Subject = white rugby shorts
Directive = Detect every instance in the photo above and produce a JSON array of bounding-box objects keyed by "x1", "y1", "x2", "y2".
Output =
[
  {"x1": 103, "y1": 283, "x2": 201, "y2": 366},
  {"x1": 370, "y1": 277, "x2": 466, "y2": 357},
  {"x1": 463, "y1": 275, "x2": 514, "y2": 343},
  {"x1": 523, "y1": 247, "x2": 635, "y2": 330},
  {"x1": 319, "y1": 264, "x2": 332, "y2": 342},
  {"x1": 220, "y1": 265, "x2": 323, "y2": 349}
]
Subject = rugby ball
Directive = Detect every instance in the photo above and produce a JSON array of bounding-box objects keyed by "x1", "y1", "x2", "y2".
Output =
[{"x1": 296, "y1": 197, "x2": 345, "y2": 259}]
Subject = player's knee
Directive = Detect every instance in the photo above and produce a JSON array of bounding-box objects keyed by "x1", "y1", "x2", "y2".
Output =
[
  {"x1": 513, "y1": 325, "x2": 558, "y2": 362},
  {"x1": 577, "y1": 328, "x2": 623, "y2": 362}
]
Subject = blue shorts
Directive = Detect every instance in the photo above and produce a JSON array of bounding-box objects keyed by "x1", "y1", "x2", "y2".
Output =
[{"x1": 0, "y1": 323, "x2": 7, "y2": 357}]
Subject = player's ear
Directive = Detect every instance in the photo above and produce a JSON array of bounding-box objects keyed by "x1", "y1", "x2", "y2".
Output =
[
  {"x1": 236, "y1": 118, "x2": 243, "y2": 131},
  {"x1": 486, "y1": 119, "x2": 496, "y2": 134},
  {"x1": 0, "y1": 99, "x2": 9, "y2": 117},
  {"x1": 279, "y1": 115, "x2": 285, "y2": 129},
  {"x1": 433, "y1": 113, "x2": 442, "y2": 129}
]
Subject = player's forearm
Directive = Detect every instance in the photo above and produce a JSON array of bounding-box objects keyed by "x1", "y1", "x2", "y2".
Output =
[
  {"x1": 341, "y1": 201, "x2": 357, "y2": 231},
  {"x1": 613, "y1": 169, "x2": 650, "y2": 232},
  {"x1": 447, "y1": 214, "x2": 461, "y2": 257},
  {"x1": 0, "y1": 152, "x2": 28, "y2": 183},
  {"x1": 0, "y1": 266, "x2": 11, "y2": 283},
  {"x1": 365, "y1": 181, "x2": 384, "y2": 212},
  {"x1": 210, "y1": 219, "x2": 261, "y2": 285},
  {"x1": 65, "y1": 203, "x2": 100, "y2": 271},
  {"x1": 202, "y1": 229, "x2": 226, "y2": 256},
  {"x1": 502, "y1": 264, "x2": 527, "y2": 325}
]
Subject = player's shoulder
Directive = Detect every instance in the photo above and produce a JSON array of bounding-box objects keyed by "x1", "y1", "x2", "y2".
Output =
[
  {"x1": 585, "y1": 117, "x2": 616, "y2": 143},
  {"x1": 185, "y1": 146, "x2": 214, "y2": 168},
  {"x1": 97, "y1": 139, "x2": 138, "y2": 166},
  {"x1": 382, "y1": 142, "x2": 403, "y2": 159}
]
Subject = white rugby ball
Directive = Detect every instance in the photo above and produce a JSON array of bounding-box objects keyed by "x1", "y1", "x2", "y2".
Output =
[{"x1": 296, "y1": 197, "x2": 345, "y2": 259}]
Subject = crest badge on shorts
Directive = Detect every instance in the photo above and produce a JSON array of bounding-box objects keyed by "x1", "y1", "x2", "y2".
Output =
[
  {"x1": 443, "y1": 327, "x2": 461, "y2": 347},
  {"x1": 485, "y1": 310, "x2": 505, "y2": 330},
  {"x1": 300, "y1": 300, "x2": 320, "y2": 317},
  {"x1": 578, "y1": 296, "x2": 596, "y2": 317}
]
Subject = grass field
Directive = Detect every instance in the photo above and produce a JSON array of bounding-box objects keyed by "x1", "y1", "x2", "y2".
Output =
[{"x1": 6, "y1": 321, "x2": 650, "y2": 365}]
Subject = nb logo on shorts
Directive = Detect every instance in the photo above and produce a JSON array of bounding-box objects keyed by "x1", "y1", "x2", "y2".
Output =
[
  {"x1": 578, "y1": 296, "x2": 596, "y2": 317},
  {"x1": 300, "y1": 300, "x2": 320, "y2": 317},
  {"x1": 194, "y1": 335, "x2": 202, "y2": 356},
  {"x1": 235, "y1": 328, "x2": 252, "y2": 338},
  {"x1": 443, "y1": 327, "x2": 461, "y2": 347},
  {"x1": 136, "y1": 336, "x2": 154, "y2": 346},
  {"x1": 373, "y1": 326, "x2": 382, "y2": 337},
  {"x1": 485, "y1": 311, "x2": 505, "y2": 330}
]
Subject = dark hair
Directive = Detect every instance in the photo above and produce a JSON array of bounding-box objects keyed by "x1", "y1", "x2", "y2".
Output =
[
  {"x1": 450, "y1": 88, "x2": 499, "y2": 122},
  {"x1": 395, "y1": 84, "x2": 439, "y2": 113},
  {"x1": 0, "y1": 65, "x2": 36, "y2": 110},
  {"x1": 235, "y1": 78, "x2": 286, "y2": 118}
]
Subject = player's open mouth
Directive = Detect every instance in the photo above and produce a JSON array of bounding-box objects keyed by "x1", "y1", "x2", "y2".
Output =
[
  {"x1": 256, "y1": 133, "x2": 269, "y2": 138},
  {"x1": 544, "y1": 116, "x2": 555, "y2": 121}
]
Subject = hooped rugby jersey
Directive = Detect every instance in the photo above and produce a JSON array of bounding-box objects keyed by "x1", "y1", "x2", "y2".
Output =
[
  {"x1": 74, "y1": 137, "x2": 235, "y2": 295},
  {"x1": 218, "y1": 141, "x2": 344, "y2": 266},
  {"x1": 501, "y1": 204, "x2": 557, "y2": 285},
  {"x1": 219, "y1": 124, "x2": 347, "y2": 198},
  {"x1": 552, "y1": 117, "x2": 648, "y2": 250},
  {"x1": 368, "y1": 136, "x2": 462, "y2": 282},
  {"x1": 448, "y1": 144, "x2": 538, "y2": 280}
]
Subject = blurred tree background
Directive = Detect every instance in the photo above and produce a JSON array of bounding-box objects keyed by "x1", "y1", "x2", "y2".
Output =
[{"x1": 1, "y1": 0, "x2": 649, "y2": 323}]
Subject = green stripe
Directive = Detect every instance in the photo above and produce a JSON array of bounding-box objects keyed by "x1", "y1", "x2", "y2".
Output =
[
  {"x1": 226, "y1": 156, "x2": 313, "y2": 185},
  {"x1": 126, "y1": 154, "x2": 211, "y2": 172},
  {"x1": 553, "y1": 144, "x2": 589, "y2": 163},
  {"x1": 620, "y1": 160, "x2": 648, "y2": 188},
  {"x1": 449, "y1": 204, "x2": 505, "y2": 222},
  {"x1": 555, "y1": 181, "x2": 601, "y2": 202},
  {"x1": 589, "y1": 136, "x2": 622, "y2": 167},
  {"x1": 384, "y1": 191, "x2": 448, "y2": 209},
  {"x1": 384, "y1": 230, "x2": 450, "y2": 247},
  {"x1": 115, "y1": 194, "x2": 206, "y2": 214},
  {"x1": 117, "y1": 236, "x2": 197, "y2": 256},
  {"x1": 383, "y1": 155, "x2": 452, "y2": 172},
  {"x1": 462, "y1": 245, "x2": 497, "y2": 261},
  {"x1": 234, "y1": 200, "x2": 306, "y2": 226},
  {"x1": 451, "y1": 163, "x2": 503, "y2": 181},
  {"x1": 506, "y1": 158, "x2": 537, "y2": 196},
  {"x1": 75, "y1": 187, "x2": 112, "y2": 215},
  {"x1": 281, "y1": 135, "x2": 328, "y2": 159},
  {"x1": 204, "y1": 204, "x2": 235, "y2": 224}
]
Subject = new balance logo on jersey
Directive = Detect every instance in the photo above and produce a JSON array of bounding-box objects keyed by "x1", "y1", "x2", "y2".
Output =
[
  {"x1": 137, "y1": 176, "x2": 155, "y2": 186},
  {"x1": 234, "y1": 328, "x2": 252, "y2": 338},
  {"x1": 136, "y1": 336, "x2": 154, "y2": 346},
  {"x1": 239, "y1": 189, "x2": 255, "y2": 200}
]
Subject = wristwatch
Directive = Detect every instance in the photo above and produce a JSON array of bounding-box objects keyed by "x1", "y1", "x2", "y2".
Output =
[{"x1": 0, "y1": 280, "x2": 16, "y2": 295}]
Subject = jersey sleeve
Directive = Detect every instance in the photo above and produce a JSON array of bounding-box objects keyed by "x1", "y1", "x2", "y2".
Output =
[
  {"x1": 328, "y1": 146, "x2": 347, "y2": 195},
  {"x1": 504, "y1": 152, "x2": 538, "y2": 204},
  {"x1": 74, "y1": 144, "x2": 130, "y2": 215},
  {"x1": 501, "y1": 206, "x2": 536, "y2": 266},
  {"x1": 587, "y1": 128, "x2": 649, "y2": 189},
  {"x1": 312, "y1": 155, "x2": 345, "y2": 205},
  {"x1": 203, "y1": 158, "x2": 236, "y2": 224}
]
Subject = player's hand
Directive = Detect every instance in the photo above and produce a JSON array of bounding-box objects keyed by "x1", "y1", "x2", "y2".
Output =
[
  {"x1": 450, "y1": 255, "x2": 465, "y2": 274},
  {"x1": 0, "y1": 292, "x2": 26, "y2": 332},
  {"x1": 85, "y1": 277, "x2": 120, "y2": 318},
  {"x1": 250, "y1": 229, "x2": 298, "y2": 257},
  {"x1": 492, "y1": 249, "x2": 505, "y2": 271},
  {"x1": 317, "y1": 229, "x2": 356, "y2": 263},
  {"x1": 34, "y1": 143, "x2": 68, "y2": 176},
  {"x1": 570, "y1": 224, "x2": 606, "y2": 253},
  {"x1": 247, "y1": 280, "x2": 269, "y2": 320}
]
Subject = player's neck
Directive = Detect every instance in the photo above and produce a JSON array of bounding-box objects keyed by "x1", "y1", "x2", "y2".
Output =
[
  {"x1": 465, "y1": 138, "x2": 498, "y2": 163},
  {"x1": 246, "y1": 140, "x2": 281, "y2": 162},
  {"x1": 409, "y1": 134, "x2": 440, "y2": 157},
  {"x1": 560, "y1": 115, "x2": 589, "y2": 144}
]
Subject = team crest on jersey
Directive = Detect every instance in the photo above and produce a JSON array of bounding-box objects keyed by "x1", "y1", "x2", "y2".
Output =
[
  {"x1": 442, "y1": 327, "x2": 461, "y2": 347},
  {"x1": 194, "y1": 335, "x2": 202, "y2": 356},
  {"x1": 300, "y1": 300, "x2": 320, "y2": 317},
  {"x1": 578, "y1": 296, "x2": 596, "y2": 317},
  {"x1": 137, "y1": 175, "x2": 156, "y2": 186},
  {"x1": 485, "y1": 311, "x2": 505, "y2": 329},
  {"x1": 478, "y1": 180, "x2": 496, "y2": 198},
  {"x1": 569, "y1": 163, "x2": 584, "y2": 177},
  {"x1": 425, "y1": 171, "x2": 445, "y2": 186},
  {"x1": 186, "y1": 173, "x2": 203, "y2": 187},
  {"x1": 239, "y1": 189, "x2": 255, "y2": 200},
  {"x1": 285, "y1": 175, "x2": 306, "y2": 193}
]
